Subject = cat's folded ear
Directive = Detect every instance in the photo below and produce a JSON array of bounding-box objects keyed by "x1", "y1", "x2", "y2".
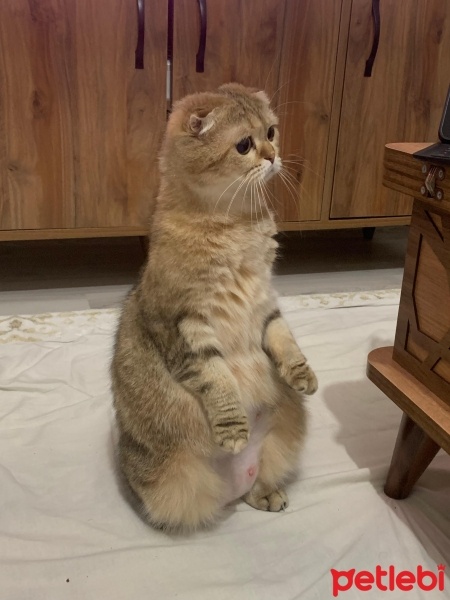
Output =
[
  {"x1": 253, "y1": 90, "x2": 270, "y2": 105},
  {"x1": 188, "y1": 107, "x2": 221, "y2": 136}
]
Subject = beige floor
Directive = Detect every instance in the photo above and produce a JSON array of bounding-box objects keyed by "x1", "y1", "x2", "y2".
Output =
[{"x1": 0, "y1": 226, "x2": 408, "y2": 316}]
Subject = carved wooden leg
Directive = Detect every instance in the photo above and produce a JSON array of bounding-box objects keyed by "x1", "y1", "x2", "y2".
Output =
[{"x1": 384, "y1": 413, "x2": 440, "y2": 499}]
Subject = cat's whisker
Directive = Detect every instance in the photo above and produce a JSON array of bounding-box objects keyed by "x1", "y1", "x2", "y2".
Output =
[
  {"x1": 282, "y1": 157, "x2": 307, "y2": 163},
  {"x1": 255, "y1": 181, "x2": 264, "y2": 232},
  {"x1": 265, "y1": 183, "x2": 278, "y2": 216},
  {"x1": 213, "y1": 173, "x2": 247, "y2": 215},
  {"x1": 252, "y1": 171, "x2": 265, "y2": 229},
  {"x1": 264, "y1": 52, "x2": 281, "y2": 99},
  {"x1": 280, "y1": 167, "x2": 318, "y2": 221},
  {"x1": 260, "y1": 181, "x2": 277, "y2": 215},
  {"x1": 278, "y1": 171, "x2": 301, "y2": 220},
  {"x1": 282, "y1": 154, "x2": 319, "y2": 173},
  {"x1": 283, "y1": 154, "x2": 314, "y2": 168},
  {"x1": 280, "y1": 169, "x2": 309, "y2": 211},
  {"x1": 239, "y1": 176, "x2": 249, "y2": 217},
  {"x1": 279, "y1": 169, "x2": 298, "y2": 197},
  {"x1": 223, "y1": 171, "x2": 254, "y2": 219},
  {"x1": 224, "y1": 172, "x2": 251, "y2": 219},
  {"x1": 281, "y1": 160, "x2": 323, "y2": 180},
  {"x1": 293, "y1": 177, "x2": 315, "y2": 217},
  {"x1": 254, "y1": 182, "x2": 263, "y2": 232},
  {"x1": 272, "y1": 99, "x2": 312, "y2": 112},
  {"x1": 249, "y1": 177, "x2": 254, "y2": 229},
  {"x1": 269, "y1": 79, "x2": 291, "y2": 105},
  {"x1": 256, "y1": 181, "x2": 268, "y2": 226},
  {"x1": 280, "y1": 167, "x2": 300, "y2": 186},
  {"x1": 249, "y1": 179, "x2": 254, "y2": 227}
]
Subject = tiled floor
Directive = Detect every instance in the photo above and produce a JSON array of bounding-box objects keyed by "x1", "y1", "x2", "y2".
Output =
[{"x1": 0, "y1": 226, "x2": 408, "y2": 316}]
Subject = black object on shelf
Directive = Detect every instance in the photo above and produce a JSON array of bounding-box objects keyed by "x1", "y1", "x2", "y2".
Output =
[{"x1": 414, "y1": 86, "x2": 450, "y2": 164}]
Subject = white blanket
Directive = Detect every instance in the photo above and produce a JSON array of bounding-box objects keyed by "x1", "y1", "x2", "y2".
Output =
[{"x1": 1, "y1": 290, "x2": 449, "y2": 600}]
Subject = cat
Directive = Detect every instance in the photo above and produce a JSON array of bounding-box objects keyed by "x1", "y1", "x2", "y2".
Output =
[{"x1": 111, "y1": 83, "x2": 318, "y2": 531}]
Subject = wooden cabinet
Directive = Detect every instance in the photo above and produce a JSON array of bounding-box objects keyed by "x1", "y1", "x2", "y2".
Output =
[
  {"x1": 331, "y1": 0, "x2": 450, "y2": 220},
  {"x1": 0, "y1": 0, "x2": 167, "y2": 238},
  {"x1": 1, "y1": 0, "x2": 450, "y2": 240}
]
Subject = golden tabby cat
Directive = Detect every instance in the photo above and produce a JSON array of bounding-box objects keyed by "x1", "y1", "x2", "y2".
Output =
[{"x1": 111, "y1": 83, "x2": 317, "y2": 530}]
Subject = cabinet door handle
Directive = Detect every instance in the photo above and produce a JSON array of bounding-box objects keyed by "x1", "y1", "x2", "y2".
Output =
[
  {"x1": 364, "y1": 0, "x2": 380, "y2": 77},
  {"x1": 196, "y1": 0, "x2": 207, "y2": 73},
  {"x1": 135, "y1": 0, "x2": 145, "y2": 69}
]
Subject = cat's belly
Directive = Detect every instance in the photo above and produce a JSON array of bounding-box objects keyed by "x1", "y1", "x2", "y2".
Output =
[
  {"x1": 227, "y1": 352, "x2": 277, "y2": 407},
  {"x1": 211, "y1": 408, "x2": 270, "y2": 506}
]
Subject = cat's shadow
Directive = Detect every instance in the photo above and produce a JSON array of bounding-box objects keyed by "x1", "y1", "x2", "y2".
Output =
[{"x1": 322, "y1": 374, "x2": 450, "y2": 489}]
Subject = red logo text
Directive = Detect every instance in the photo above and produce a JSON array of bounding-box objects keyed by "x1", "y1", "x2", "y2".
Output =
[{"x1": 331, "y1": 565, "x2": 446, "y2": 597}]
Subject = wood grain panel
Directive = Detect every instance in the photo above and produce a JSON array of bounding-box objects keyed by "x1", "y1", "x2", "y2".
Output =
[
  {"x1": 73, "y1": 0, "x2": 167, "y2": 229},
  {"x1": 0, "y1": 0, "x2": 75, "y2": 230},
  {"x1": 0, "y1": 0, "x2": 167, "y2": 234},
  {"x1": 332, "y1": 0, "x2": 450, "y2": 218},
  {"x1": 172, "y1": 0, "x2": 286, "y2": 101},
  {"x1": 393, "y1": 200, "x2": 450, "y2": 403},
  {"x1": 274, "y1": 0, "x2": 342, "y2": 222}
]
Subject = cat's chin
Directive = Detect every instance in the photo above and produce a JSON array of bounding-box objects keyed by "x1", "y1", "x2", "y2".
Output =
[{"x1": 263, "y1": 165, "x2": 279, "y2": 182}]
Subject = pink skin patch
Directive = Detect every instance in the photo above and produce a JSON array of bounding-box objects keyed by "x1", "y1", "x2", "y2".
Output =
[{"x1": 213, "y1": 407, "x2": 267, "y2": 505}]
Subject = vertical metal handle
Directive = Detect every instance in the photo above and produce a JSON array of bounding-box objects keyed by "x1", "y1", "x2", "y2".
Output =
[
  {"x1": 135, "y1": 0, "x2": 145, "y2": 69},
  {"x1": 196, "y1": 0, "x2": 207, "y2": 73},
  {"x1": 364, "y1": 0, "x2": 380, "y2": 77}
]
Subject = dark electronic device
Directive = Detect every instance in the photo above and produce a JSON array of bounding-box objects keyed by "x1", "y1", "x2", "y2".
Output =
[{"x1": 413, "y1": 86, "x2": 450, "y2": 164}]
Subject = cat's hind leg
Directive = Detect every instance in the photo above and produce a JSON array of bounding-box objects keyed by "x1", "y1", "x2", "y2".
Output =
[
  {"x1": 127, "y1": 449, "x2": 225, "y2": 531},
  {"x1": 244, "y1": 388, "x2": 306, "y2": 512}
]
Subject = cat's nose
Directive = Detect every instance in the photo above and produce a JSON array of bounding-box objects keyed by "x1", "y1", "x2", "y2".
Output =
[{"x1": 261, "y1": 142, "x2": 275, "y2": 164}]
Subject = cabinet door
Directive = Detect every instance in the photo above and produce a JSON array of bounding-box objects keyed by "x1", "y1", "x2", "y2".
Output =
[
  {"x1": 172, "y1": 0, "x2": 286, "y2": 103},
  {"x1": 331, "y1": 0, "x2": 450, "y2": 219},
  {"x1": 0, "y1": 0, "x2": 167, "y2": 233},
  {"x1": 0, "y1": 0, "x2": 75, "y2": 230},
  {"x1": 73, "y1": 0, "x2": 167, "y2": 229},
  {"x1": 274, "y1": 0, "x2": 342, "y2": 222}
]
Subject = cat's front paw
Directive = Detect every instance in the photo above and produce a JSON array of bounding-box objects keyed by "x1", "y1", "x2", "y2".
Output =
[
  {"x1": 212, "y1": 408, "x2": 249, "y2": 454},
  {"x1": 281, "y1": 359, "x2": 318, "y2": 395}
]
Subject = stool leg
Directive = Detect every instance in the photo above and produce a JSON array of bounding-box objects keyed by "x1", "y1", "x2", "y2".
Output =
[{"x1": 384, "y1": 413, "x2": 440, "y2": 499}]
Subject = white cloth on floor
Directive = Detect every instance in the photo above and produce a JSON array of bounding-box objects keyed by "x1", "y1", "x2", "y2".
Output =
[{"x1": 0, "y1": 290, "x2": 448, "y2": 600}]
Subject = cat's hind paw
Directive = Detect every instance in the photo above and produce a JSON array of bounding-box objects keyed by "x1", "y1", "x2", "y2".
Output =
[{"x1": 244, "y1": 488, "x2": 289, "y2": 512}]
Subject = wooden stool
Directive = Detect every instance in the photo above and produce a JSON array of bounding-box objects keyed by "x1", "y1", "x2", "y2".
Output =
[{"x1": 367, "y1": 143, "x2": 450, "y2": 499}]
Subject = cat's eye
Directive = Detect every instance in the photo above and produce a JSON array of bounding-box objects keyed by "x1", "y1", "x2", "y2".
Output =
[
  {"x1": 267, "y1": 126, "x2": 275, "y2": 141},
  {"x1": 236, "y1": 137, "x2": 253, "y2": 155}
]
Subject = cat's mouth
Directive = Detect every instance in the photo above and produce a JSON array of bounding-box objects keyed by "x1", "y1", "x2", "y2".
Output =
[{"x1": 263, "y1": 158, "x2": 281, "y2": 182}]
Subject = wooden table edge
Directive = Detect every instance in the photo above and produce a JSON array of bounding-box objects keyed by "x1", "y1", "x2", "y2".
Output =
[{"x1": 367, "y1": 346, "x2": 450, "y2": 454}]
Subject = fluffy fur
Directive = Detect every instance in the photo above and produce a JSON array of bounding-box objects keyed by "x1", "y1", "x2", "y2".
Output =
[{"x1": 111, "y1": 83, "x2": 318, "y2": 531}]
